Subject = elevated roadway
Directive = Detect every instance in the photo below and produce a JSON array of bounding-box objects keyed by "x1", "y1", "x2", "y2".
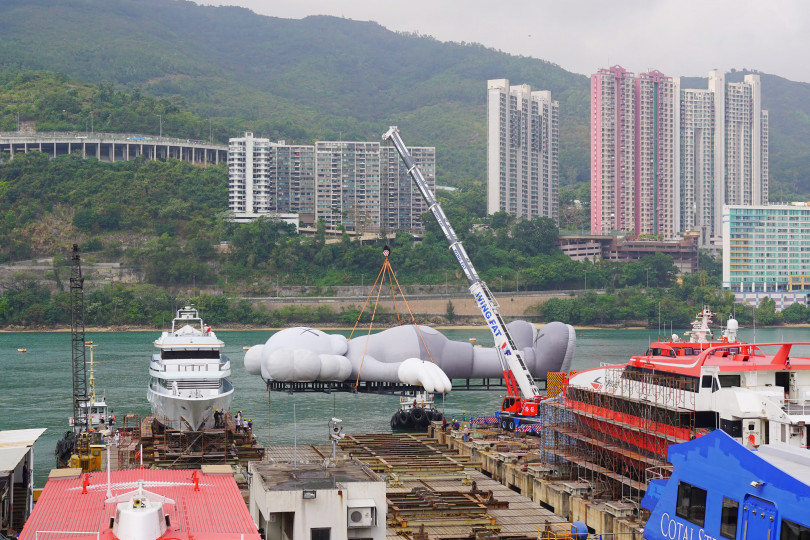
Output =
[{"x1": 0, "y1": 131, "x2": 227, "y2": 165}]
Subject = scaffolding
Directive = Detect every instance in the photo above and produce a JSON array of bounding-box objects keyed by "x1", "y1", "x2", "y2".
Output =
[{"x1": 540, "y1": 367, "x2": 705, "y2": 501}]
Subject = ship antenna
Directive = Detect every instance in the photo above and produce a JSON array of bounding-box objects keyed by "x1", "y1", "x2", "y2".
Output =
[{"x1": 753, "y1": 306, "x2": 756, "y2": 342}]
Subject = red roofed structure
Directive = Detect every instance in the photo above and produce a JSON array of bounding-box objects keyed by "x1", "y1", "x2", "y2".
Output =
[{"x1": 20, "y1": 468, "x2": 261, "y2": 540}]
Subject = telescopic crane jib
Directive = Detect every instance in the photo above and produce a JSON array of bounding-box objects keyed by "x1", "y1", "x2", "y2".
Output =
[{"x1": 382, "y1": 126, "x2": 544, "y2": 421}]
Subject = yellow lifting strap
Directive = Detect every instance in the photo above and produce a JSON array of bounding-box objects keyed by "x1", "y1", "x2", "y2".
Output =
[{"x1": 350, "y1": 246, "x2": 437, "y2": 389}]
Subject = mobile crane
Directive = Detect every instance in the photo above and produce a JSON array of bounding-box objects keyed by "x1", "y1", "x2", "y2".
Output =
[{"x1": 383, "y1": 126, "x2": 545, "y2": 431}]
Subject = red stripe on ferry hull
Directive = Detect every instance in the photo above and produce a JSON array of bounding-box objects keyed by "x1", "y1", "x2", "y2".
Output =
[{"x1": 565, "y1": 398, "x2": 708, "y2": 457}]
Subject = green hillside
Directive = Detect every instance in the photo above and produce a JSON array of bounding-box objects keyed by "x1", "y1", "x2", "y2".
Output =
[
  {"x1": 1, "y1": 0, "x2": 809, "y2": 195},
  {"x1": 0, "y1": 0, "x2": 590, "y2": 188}
]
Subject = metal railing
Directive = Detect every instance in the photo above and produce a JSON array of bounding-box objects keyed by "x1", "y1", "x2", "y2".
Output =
[{"x1": 36, "y1": 531, "x2": 100, "y2": 540}]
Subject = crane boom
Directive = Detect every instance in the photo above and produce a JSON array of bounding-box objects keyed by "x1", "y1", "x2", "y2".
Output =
[
  {"x1": 70, "y1": 243, "x2": 89, "y2": 434},
  {"x1": 382, "y1": 126, "x2": 540, "y2": 400}
]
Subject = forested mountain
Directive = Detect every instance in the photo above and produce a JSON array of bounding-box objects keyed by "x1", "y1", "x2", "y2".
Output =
[
  {"x1": 0, "y1": 0, "x2": 584, "y2": 189},
  {"x1": 4, "y1": 0, "x2": 809, "y2": 325},
  {"x1": 2, "y1": 0, "x2": 809, "y2": 195}
]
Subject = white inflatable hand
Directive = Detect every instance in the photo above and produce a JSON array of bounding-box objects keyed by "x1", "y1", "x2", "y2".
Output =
[
  {"x1": 397, "y1": 358, "x2": 452, "y2": 393},
  {"x1": 317, "y1": 354, "x2": 353, "y2": 381}
]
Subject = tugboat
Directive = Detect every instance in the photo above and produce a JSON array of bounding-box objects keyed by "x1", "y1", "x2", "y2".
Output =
[
  {"x1": 68, "y1": 342, "x2": 114, "y2": 433},
  {"x1": 390, "y1": 390, "x2": 444, "y2": 431}
]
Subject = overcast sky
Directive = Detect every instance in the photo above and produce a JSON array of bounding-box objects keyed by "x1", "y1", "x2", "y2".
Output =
[{"x1": 199, "y1": 0, "x2": 809, "y2": 84}]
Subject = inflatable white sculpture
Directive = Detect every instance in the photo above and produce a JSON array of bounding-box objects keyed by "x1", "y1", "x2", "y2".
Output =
[{"x1": 244, "y1": 320, "x2": 575, "y2": 393}]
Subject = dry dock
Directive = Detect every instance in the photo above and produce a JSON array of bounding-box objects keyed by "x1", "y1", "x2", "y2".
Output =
[
  {"x1": 95, "y1": 415, "x2": 646, "y2": 538},
  {"x1": 429, "y1": 424, "x2": 647, "y2": 539},
  {"x1": 265, "y1": 428, "x2": 645, "y2": 539}
]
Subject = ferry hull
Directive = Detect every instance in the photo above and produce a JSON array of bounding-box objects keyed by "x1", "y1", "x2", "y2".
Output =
[{"x1": 147, "y1": 383, "x2": 234, "y2": 431}]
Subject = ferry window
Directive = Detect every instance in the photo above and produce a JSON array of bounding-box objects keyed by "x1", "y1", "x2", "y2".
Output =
[
  {"x1": 701, "y1": 376, "x2": 713, "y2": 389},
  {"x1": 719, "y1": 375, "x2": 741, "y2": 388},
  {"x1": 311, "y1": 528, "x2": 331, "y2": 540},
  {"x1": 780, "y1": 519, "x2": 810, "y2": 540},
  {"x1": 720, "y1": 497, "x2": 738, "y2": 539},
  {"x1": 676, "y1": 481, "x2": 707, "y2": 527}
]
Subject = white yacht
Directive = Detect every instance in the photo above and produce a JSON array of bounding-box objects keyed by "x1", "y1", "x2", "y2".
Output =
[{"x1": 147, "y1": 306, "x2": 233, "y2": 431}]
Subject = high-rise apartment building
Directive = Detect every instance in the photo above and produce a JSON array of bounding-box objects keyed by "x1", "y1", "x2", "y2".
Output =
[
  {"x1": 591, "y1": 67, "x2": 677, "y2": 238},
  {"x1": 590, "y1": 66, "x2": 638, "y2": 235},
  {"x1": 315, "y1": 141, "x2": 381, "y2": 234},
  {"x1": 636, "y1": 70, "x2": 677, "y2": 238},
  {"x1": 676, "y1": 86, "x2": 715, "y2": 238},
  {"x1": 487, "y1": 79, "x2": 559, "y2": 222},
  {"x1": 228, "y1": 133, "x2": 314, "y2": 225},
  {"x1": 267, "y1": 144, "x2": 316, "y2": 222},
  {"x1": 380, "y1": 146, "x2": 434, "y2": 234},
  {"x1": 591, "y1": 69, "x2": 769, "y2": 246},
  {"x1": 228, "y1": 132, "x2": 270, "y2": 215},
  {"x1": 228, "y1": 134, "x2": 434, "y2": 235},
  {"x1": 676, "y1": 72, "x2": 769, "y2": 246}
]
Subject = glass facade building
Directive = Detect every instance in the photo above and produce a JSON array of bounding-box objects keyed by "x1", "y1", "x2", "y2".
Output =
[{"x1": 722, "y1": 204, "x2": 810, "y2": 293}]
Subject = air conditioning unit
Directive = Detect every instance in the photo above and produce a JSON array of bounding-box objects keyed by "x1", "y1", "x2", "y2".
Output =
[{"x1": 347, "y1": 506, "x2": 375, "y2": 528}]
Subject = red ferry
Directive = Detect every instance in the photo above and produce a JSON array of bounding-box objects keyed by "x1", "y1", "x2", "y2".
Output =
[{"x1": 565, "y1": 306, "x2": 810, "y2": 460}]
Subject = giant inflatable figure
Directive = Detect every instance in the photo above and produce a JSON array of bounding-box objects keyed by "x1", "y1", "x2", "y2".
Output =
[{"x1": 244, "y1": 321, "x2": 575, "y2": 393}]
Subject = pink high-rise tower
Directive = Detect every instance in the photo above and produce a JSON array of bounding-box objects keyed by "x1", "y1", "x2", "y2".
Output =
[{"x1": 591, "y1": 66, "x2": 677, "y2": 238}]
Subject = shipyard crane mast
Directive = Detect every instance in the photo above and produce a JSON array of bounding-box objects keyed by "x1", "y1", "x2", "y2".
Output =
[
  {"x1": 70, "y1": 244, "x2": 89, "y2": 434},
  {"x1": 383, "y1": 127, "x2": 544, "y2": 420}
]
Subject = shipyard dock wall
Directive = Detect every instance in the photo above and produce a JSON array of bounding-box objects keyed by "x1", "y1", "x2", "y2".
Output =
[{"x1": 430, "y1": 424, "x2": 647, "y2": 539}]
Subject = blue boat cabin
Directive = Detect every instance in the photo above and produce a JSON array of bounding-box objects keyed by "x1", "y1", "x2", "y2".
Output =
[{"x1": 642, "y1": 429, "x2": 810, "y2": 539}]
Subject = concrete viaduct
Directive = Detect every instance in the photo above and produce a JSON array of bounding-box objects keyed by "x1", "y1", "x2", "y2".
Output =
[{"x1": 0, "y1": 132, "x2": 227, "y2": 165}]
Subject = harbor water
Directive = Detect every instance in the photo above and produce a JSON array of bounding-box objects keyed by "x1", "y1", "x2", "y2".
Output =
[{"x1": 1, "y1": 325, "x2": 807, "y2": 487}]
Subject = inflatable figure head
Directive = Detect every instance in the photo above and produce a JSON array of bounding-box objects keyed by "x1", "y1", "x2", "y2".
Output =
[{"x1": 244, "y1": 327, "x2": 351, "y2": 382}]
